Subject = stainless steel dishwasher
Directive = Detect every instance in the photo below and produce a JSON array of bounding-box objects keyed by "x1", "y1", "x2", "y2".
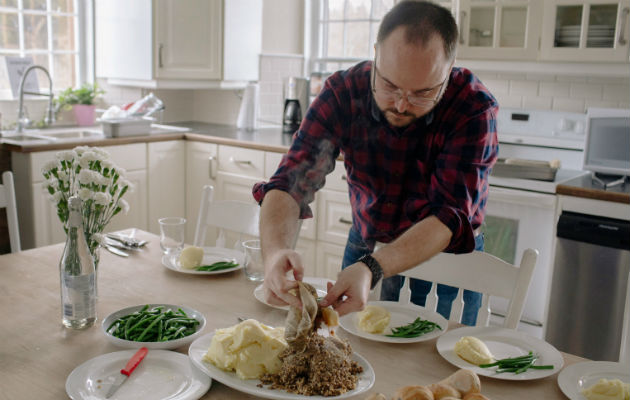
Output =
[{"x1": 546, "y1": 211, "x2": 630, "y2": 361}]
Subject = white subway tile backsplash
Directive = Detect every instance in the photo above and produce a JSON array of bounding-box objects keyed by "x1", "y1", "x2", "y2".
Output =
[
  {"x1": 494, "y1": 92, "x2": 523, "y2": 108},
  {"x1": 602, "y1": 83, "x2": 630, "y2": 103},
  {"x1": 539, "y1": 81, "x2": 570, "y2": 98},
  {"x1": 257, "y1": 54, "x2": 304, "y2": 124},
  {"x1": 482, "y1": 78, "x2": 509, "y2": 94},
  {"x1": 569, "y1": 83, "x2": 602, "y2": 99},
  {"x1": 523, "y1": 96, "x2": 552, "y2": 110},
  {"x1": 509, "y1": 80, "x2": 538, "y2": 96},
  {"x1": 552, "y1": 97, "x2": 585, "y2": 113},
  {"x1": 584, "y1": 99, "x2": 622, "y2": 109},
  {"x1": 497, "y1": 72, "x2": 527, "y2": 80}
]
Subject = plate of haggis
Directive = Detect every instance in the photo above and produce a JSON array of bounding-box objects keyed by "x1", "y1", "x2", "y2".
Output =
[
  {"x1": 436, "y1": 326, "x2": 564, "y2": 380},
  {"x1": 338, "y1": 301, "x2": 448, "y2": 343},
  {"x1": 162, "y1": 246, "x2": 244, "y2": 275},
  {"x1": 189, "y1": 282, "x2": 375, "y2": 399}
]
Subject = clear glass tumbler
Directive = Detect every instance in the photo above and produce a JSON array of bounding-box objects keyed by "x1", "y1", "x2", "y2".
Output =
[
  {"x1": 242, "y1": 239, "x2": 264, "y2": 282},
  {"x1": 158, "y1": 217, "x2": 186, "y2": 254}
]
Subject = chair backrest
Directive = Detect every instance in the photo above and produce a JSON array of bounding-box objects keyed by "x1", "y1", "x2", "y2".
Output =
[
  {"x1": 193, "y1": 185, "x2": 260, "y2": 248},
  {"x1": 0, "y1": 171, "x2": 21, "y2": 253},
  {"x1": 372, "y1": 247, "x2": 538, "y2": 329}
]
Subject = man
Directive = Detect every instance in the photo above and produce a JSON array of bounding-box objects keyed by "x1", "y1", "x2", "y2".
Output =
[{"x1": 253, "y1": 0, "x2": 498, "y2": 325}]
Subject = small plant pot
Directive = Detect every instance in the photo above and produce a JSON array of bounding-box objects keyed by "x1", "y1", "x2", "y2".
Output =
[{"x1": 72, "y1": 104, "x2": 96, "y2": 126}]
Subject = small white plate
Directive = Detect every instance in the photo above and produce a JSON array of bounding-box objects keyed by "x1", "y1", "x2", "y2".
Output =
[
  {"x1": 557, "y1": 361, "x2": 630, "y2": 400},
  {"x1": 253, "y1": 277, "x2": 330, "y2": 310},
  {"x1": 162, "y1": 247, "x2": 244, "y2": 275},
  {"x1": 66, "y1": 349, "x2": 211, "y2": 400},
  {"x1": 436, "y1": 326, "x2": 564, "y2": 380},
  {"x1": 188, "y1": 332, "x2": 375, "y2": 400},
  {"x1": 339, "y1": 301, "x2": 448, "y2": 343},
  {"x1": 102, "y1": 304, "x2": 206, "y2": 350}
]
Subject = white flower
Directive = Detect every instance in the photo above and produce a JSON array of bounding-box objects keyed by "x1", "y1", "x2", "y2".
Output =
[
  {"x1": 77, "y1": 169, "x2": 96, "y2": 185},
  {"x1": 118, "y1": 178, "x2": 134, "y2": 192},
  {"x1": 101, "y1": 159, "x2": 114, "y2": 170},
  {"x1": 73, "y1": 146, "x2": 89, "y2": 156},
  {"x1": 93, "y1": 147, "x2": 110, "y2": 159},
  {"x1": 79, "y1": 151, "x2": 98, "y2": 168},
  {"x1": 119, "y1": 199, "x2": 130, "y2": 214},
  {"x1": 56, "y1": 150, "x2": 77, "y2": 162},
  {"x1": 57, "y1": 170, "x2": 69, "y2": 182},
  {"x1": 41, "y1": 160, "x2": 59, "y2": 175},
  {"x1": 47, "y1": 178, "x2": 59, "y2": 190},
  {"x1": 93, "y1": 192, "x2": 112, "y2": 206},
  {"x1": 51, "y1": 191, "x2": 63, "y2": 203},
  {"x1": 78, "y1": 188, "x2": 93, "y2": 201},
  {"x1": 96, "y1": 173, "x2": 110, "y2": 186}
]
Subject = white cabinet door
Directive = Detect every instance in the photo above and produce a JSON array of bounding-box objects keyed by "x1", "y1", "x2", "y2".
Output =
[
  {"x1": 295, "y1": 238, "x2": 317, "y2": 276},
  {"x1": 540, "y1": 0, "x2": 630, "y2": 61},
  {"x1": 317, "y1": 190, "x2": 353, "y2": 245},
  {"x1": 458, "y1": 0, "x2": 543, "y2": 60},
  {"x1": 185, "y1": 141, "x2": 218, "y2": 244},
  {"x1": 155, "y1": 0, "x2": 222, "y2": 79},
  {"x1": 147, "y1": 141, "x2": 186, "y2": 234},
  {"x1": 315, "y1": 241, "x2": 345, "y2": 280},
  {"x1": 215, "y1": 172, "x2": 260, "y2": 203},
  {"x1": 218, "y1": 145, "x2": 265, "y2": 178}
]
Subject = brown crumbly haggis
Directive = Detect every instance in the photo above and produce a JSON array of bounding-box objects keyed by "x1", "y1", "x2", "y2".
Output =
[{"x1": 259, "y1": 332, "x2": 363, "y2": 396}]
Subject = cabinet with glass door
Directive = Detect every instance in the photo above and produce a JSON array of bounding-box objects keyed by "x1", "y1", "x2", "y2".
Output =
[
  {"x1": 540, "y1": 0, "x2": 630, "y2": 62},
  {"x1": 456, "y1": 0, "x2": 542, "y2": 60}
]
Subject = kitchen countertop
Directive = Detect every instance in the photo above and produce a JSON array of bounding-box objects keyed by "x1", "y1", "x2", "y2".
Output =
[{"x1": 556, "y1": 173, "x2": 630, "y2": 204}]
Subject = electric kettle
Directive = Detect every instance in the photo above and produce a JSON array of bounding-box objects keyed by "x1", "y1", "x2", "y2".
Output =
[{"x1": 282, "y1": 77, "x2": 309, "y2": 133}]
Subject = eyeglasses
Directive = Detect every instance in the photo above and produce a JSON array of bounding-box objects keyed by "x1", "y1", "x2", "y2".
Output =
[{"x1": 371, "y1": 52, "x2": 448, "y2": 108}]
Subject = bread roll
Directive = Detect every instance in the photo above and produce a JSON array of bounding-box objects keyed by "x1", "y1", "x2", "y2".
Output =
[
  {"x1": 429, "y1": 383, "x2": 461, "y2": 399},
  {"x1": 392, "y1": 385, "x2": 435, "y2": 400},
  {"x1": 463, "y1": 393, "x2": 490, "y2": 400},
  {"x1": 365, "y1": 394, "x2": 388, "y2": 400},
  {"x1": 439, "y1": 369, "x2": 481, "y2": 396}
]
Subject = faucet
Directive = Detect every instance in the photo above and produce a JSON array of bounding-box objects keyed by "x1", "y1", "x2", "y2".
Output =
[{"x1": 16, "y1": 65, "x2": 55, "y2": 133}]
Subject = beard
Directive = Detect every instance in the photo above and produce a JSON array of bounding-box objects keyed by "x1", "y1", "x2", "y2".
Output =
[{"x1": 382, "y1": 108, "x2": 419, "y2": 128}]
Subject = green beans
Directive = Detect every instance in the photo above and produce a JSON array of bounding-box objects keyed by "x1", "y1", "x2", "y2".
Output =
[
  {"x1": 385, "y1": 317, "x2": 442, "y2": 338},
  {"x1": 479, "y1": 351, "x2": 554, "y2": 374},
  {"x1": 195, "y1": 260, "x2": 239, "y2": 271},
  {"x1": 106, "y1": 305, "x2": 200, "y2": 342}
]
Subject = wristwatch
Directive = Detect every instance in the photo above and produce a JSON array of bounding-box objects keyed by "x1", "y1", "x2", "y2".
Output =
[{"x1": 358, "y1": 253, "x2": 384, "y2": 290}]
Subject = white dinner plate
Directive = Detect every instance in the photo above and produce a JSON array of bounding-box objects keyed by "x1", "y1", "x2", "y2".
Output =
[
  {"x1": 188, "y1": 332, "x2": 375, "y2": 399},
  {"x1": 162, "y1": 247, "x2": 244, "y2": 275},
  {"x1": 339, "y1": 301, "x2": 448, "y2": 343},
  {"x1": 436, "y1": 326, "x2": 564, "y2": 380},
  {"x1": 557, "y1": 361, "x2": 630, "y2": 400},
  {"x1": 253, "y1": 276, "x2": 330, "y2": 310},
  {"x1": 66, "y1": 349, "x2": 211, "y2": 400}
]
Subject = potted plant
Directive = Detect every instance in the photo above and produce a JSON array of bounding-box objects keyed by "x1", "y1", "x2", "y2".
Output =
[{"x1": 55, "y1": 83, "x2": 105, "y2": 126}]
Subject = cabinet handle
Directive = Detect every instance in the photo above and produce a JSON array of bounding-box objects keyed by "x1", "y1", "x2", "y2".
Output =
[
  {"x1": 341, "y1": 175, "x2": 347, "y2": 181},
  {"x1": 339, "y1": 217, "x2": 352, "y2": 225},
  {"x1": 459, "y1": 11, "x2": 467, "y2": 44},
  {"x1": 208, "y1": 155, "x2": 216, "y2": 179},
  {"x1": 619, "y1": 7, "x2": 629, "y2": 46},
  {"x1": 159, "y1": 43, "x2": 164, "y2": 68},
  {"x1": 229, "y1": 156, "x2": 253, "y2": 166}
]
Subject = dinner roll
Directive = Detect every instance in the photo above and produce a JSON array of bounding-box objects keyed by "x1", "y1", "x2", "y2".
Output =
[
  {"x1": 439, "y1": 369, "x2": 481, "y2": 396},
  {"x1": 393, "y1": 385, "x2": 435, "y2": 400},
  {"x1": 429, "y1": 383, "x2": 461, "y2": 399},
  {"x1": 365, "y1": 393, "x2": 388, "y2": 400},
  {"x1": 462, "y1": 393, "x2": 490, "y2": 400}
]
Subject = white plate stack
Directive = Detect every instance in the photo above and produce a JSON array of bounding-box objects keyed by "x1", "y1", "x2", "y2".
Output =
[{"x1": 554, "y1": 24, "x2": 615, "y2": 48}]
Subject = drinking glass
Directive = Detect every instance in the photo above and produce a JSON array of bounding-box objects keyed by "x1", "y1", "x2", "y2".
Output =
[
  {"x1": 158, "y1": 217, "x2": 186, "y2": 254},
  {"x1": 242, "y1": 239, "x2": 264, "y2": 282}
]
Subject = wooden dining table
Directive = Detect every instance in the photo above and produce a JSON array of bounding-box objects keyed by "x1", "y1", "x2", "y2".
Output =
[{"x1": 0, "y1": 230, "x2": 584, "y2": 399}]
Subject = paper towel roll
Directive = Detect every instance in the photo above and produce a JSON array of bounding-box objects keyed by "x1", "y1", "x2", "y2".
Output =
[{"x1": 236, "y1": 83, "x2": 259, "y2": 131}]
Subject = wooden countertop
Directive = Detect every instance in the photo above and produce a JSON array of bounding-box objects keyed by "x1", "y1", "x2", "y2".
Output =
[
  {"x1": 1, "y1": 122, "x2": 294, "y2": 154},
  {"x1": 556, "y1": 174, "x2": 630, "y2": 204},
  {"x1": 0, "y1": 230, "x2": 586, "y2": 399}
]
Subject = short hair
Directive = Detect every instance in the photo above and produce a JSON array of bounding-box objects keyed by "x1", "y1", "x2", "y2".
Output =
[{"x1": 376, "y1": 1, "x2": 458, "y2": 61}]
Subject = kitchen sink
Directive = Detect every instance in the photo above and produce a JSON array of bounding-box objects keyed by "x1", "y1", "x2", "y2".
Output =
[
  {"x1": 43, "y1": 130, "x2": 104, "y2": 139},
  {"x1": 1, "y1": 127, "x2": 105, "y2": 145}
]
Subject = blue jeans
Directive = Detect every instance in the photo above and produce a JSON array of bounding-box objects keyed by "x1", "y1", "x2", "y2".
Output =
[{"x1": 341, "y1": 227, "x2": 485, "y2": 326}]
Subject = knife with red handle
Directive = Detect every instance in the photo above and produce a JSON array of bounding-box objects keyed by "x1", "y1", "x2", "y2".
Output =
[{"x1": 105, "y1": 347, "x2": 148, "y2": 398}]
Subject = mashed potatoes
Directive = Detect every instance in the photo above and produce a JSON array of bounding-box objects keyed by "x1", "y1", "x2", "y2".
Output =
[
  {"x1": 582, "y1": 378, "x2": 630, "y2": 400},
  {"x1": 179, "y1": 246, "x2": 204, "y2": 269},
  {"x1": 454, "y1": 336, "x2": 494, "y2": 365},
  {"x1": 203, "y1": 319, "x2": 287, "y2": 380},
  {"x1": 357, "y1": 305, "x2": 391, "y2": 334}
]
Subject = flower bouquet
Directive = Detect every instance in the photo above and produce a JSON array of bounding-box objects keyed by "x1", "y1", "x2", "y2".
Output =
[{"x1": 41, "y1": 146, "x2": 132, "y2": 264}]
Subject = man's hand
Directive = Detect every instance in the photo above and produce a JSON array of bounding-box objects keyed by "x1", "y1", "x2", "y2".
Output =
[
  {"x1": 262, "y1": 249, "x2": 304, "y2": 309},
  {"x1": 318, "y1": 262, "x2": 372, "y2": 316}
]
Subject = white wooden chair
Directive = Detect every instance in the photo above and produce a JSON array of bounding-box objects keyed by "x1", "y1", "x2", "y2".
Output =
[
  {"x1": 0, "y1": 171, "x2": 21, "y2": 253},
  {"x1": 372, "y1": 248, "x2": 538, "y2": 329},
  {"x1": 193, "y1": 185, "x2": 260, "y2": 249}
]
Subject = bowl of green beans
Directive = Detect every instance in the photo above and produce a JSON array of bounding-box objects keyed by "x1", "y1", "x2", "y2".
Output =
[{"x1": 102, "y1": 304, "x2": 206, "y2": 349}]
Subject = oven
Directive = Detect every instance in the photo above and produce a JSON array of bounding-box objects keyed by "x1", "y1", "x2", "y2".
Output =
[{"x1": 484, "y1": 108, "x2": 589, "y2": 339}]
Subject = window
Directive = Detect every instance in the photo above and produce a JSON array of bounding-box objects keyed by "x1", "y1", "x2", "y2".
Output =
[{"x1": 0, "y1": 0, "x2": 92, "y2": 98}]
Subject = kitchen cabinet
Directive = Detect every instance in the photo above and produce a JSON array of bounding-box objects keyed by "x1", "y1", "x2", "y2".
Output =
[
  {"x1": 12, "y1": 143, "x2": 149, "y2": 250},
  {"x1": 540, "y1": 0, "x2": 630, "y2": 62},
  {"x1": 457, "y1": 0, "x2": 542, "y2": 60},
  {"x1": 185, "y1": 141, "x2": 218, "y2": 244},
  {"x1": 95, "y1": 0, "x2": 262, "y2": 88},
  {"x1": 147, "y1": 140, "x2": 185, "y2": 235}
]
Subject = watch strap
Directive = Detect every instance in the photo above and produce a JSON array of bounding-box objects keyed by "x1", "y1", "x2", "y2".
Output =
[{"x1": 358, "y1": 253, "x2": 384, "y2": 290}]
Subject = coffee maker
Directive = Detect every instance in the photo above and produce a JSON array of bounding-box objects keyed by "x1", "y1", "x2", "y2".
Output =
[{"x1": 282, "y1": 76, "x2": 309, "y2": 133}]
